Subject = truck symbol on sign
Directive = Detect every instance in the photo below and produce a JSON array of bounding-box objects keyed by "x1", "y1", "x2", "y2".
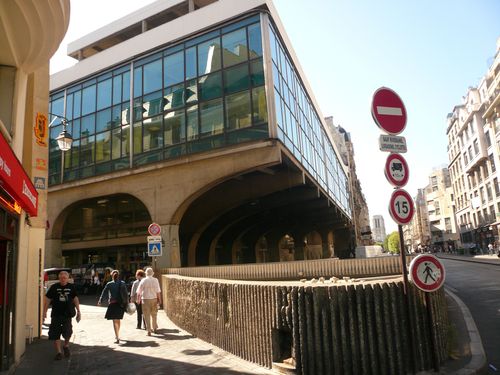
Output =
[{"x1": 391, "y1": 162, "x2": 403, "y2": 173}]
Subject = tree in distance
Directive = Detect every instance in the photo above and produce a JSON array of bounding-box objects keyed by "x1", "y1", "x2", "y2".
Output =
[{"x1": 384, "y1": 231, "x2": 400, "y2": 254}]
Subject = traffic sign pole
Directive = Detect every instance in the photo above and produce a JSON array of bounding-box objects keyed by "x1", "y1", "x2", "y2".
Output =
[{"x1": 398, "y1": 224, "x2": 409, "y2": 294}]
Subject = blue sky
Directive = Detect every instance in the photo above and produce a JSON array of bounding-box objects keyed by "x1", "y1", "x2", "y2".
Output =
[
  {"x1": 51, "y1": 0, "x2": 500, "y2": 233},
  {"x1": 272, "y1": 0, "x2": 500, "y2": 232}
]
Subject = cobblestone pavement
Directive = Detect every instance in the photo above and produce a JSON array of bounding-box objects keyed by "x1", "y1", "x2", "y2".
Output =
[{"x1": 14, "y1": 296, "x2": 274, "y2": 375}]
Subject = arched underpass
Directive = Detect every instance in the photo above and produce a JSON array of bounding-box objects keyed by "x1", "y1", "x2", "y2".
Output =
[{"x1": 179, "y1": 156, "x2": 352, "y2": 266}]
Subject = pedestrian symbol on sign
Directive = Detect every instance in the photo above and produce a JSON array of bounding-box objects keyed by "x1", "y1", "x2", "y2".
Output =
[{"x1": 147, "y1": 241, "x2": 162, "y2": 257}]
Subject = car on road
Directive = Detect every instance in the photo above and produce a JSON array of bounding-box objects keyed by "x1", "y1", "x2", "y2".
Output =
[{"x1": 43, "y1": 267, "x2": 74, "y2": 292}]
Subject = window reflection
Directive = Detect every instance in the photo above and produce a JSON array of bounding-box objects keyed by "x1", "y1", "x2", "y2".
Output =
[
  {"x1": 164, "y1": 110, "x2": 185, "y2": 146},
  {"x1": 200, "y1": 99, "x2": 223, "y2": 137},
  {"x1": 50, "y1": 17, "x2": 268, "y2": 184},
  {"x1": 198, "y1": 37, "x2": 221, "y2": 75},
  {"x1": 222, "y1": 28, "x2": 248, "y2": 67}
]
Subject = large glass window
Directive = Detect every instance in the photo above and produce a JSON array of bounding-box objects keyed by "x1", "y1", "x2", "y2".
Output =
[
  {"x1": 164, "y1": 110, "x2": 185, "y2": 146},
  {"x1": 143, "y1": 60, "x2": 162, "y2": 94},
  {"x1": 82, "y1": 85, "x2": 96, "y2": 115},
  {"x1": 50, "y1": 16, "x2": 267, "y2": 184},
  {"x1": 200, "y1": 99, "x2": 223, "y2": 137},
  {"x1": 97, "y1": 79, "x2": 112, "y2": 110},
  {"x1": 269, "y1": 22, "x2": 350, "y2": 216},
  {"x1": 222, "y1": 28, "x2": 248, "y2": 67},
  {"x1": 226, "y1": 91, "x2": 251, "y2": 130},
  {"x1": 199, "y1": 72, "x2": 222, "y2": 101},
  {"x1": 164, "y1": 51, "x2": 184, "y2": 87},
  {"x1": 198, "y1": 37, "x2": 221, "y2": 75}
]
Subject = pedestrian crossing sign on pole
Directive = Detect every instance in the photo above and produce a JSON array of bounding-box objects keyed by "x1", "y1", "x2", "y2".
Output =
[{"x1": 147, "y1": 236, "x2": 162, "y2": 256}]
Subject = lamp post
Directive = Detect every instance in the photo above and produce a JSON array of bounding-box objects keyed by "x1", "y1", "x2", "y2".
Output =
[{"x1": 48, "y1": 113, "x2": 73, "y2": 151}]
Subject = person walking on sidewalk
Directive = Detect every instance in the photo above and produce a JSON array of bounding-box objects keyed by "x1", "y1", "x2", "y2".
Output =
[
  {"x1": 98, "y1": 270, "x2": 128, "y2": 343},
  {"x1": 137, "y1": 267, "x2": 162, "y2": 336},
  {"x1": 130, "y1": 269, "x2": 146, "y2": 329},
  {"x1": 43, "y1": 271, "x2": 81, "y2": 360}
]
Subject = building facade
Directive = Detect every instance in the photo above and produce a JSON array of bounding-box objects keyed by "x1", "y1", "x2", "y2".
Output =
[
  {"x1": 326, "y1": 117, "x2": 371, "y2": 247},
  {"x1": 371, "y1": 215, "x2": 386, "y2": 243},
  {"x1": 47, "y1": 0, "x2": 353, "y2": 273},
  {"x1": 424, "y1": 168, "x2": 460, "y2": 250},
  {"x1": 447, "y1": 38, "x2": 500, "y2": 251},
  {"x1": 0, "y1": 1, "x2": 70, "y2": 369},
  {"x1": 403, "y1": 189, "x2": 431, "y2": 251}
]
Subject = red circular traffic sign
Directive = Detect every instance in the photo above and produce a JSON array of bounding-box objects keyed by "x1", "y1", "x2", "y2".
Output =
[
  {"x1": 409, "y1": 254, "x2": 446, "y2": 292},
  {"x1": 384, "y1": 153, "x2": 409, "y2": 187},
  {"x1": 388, "y1": 189, "x2": 414, "y2": 225},
  {"x1": 371, "y1": 87, "x2": 407, "y2": 135},
  {"x1": 148, "y1": 223, "x2": 161, "y2": 236}
]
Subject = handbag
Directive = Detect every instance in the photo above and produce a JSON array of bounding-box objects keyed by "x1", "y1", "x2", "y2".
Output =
[{"x1": 126, "y1": 302, "x2": 136, "y2": 315}]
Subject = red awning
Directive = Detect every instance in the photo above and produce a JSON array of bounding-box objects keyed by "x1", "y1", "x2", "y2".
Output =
[{"x1": 0, "y1": 132, "x2": 38, "y2": 216}]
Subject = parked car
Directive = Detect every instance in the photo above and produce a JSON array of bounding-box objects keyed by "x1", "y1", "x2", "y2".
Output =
[{"x1": 43, "y1": 267, "x2": 74, "y2": 292}]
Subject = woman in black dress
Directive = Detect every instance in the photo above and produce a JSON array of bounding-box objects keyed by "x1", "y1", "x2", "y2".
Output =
[{"x1": 98, "y1": 270, "x2": 128, "y2": 343}]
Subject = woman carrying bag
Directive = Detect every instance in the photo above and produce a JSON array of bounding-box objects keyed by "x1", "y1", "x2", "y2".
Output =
[{"x1": 98, "y1": 270, "x2": 128, "y2": 343}]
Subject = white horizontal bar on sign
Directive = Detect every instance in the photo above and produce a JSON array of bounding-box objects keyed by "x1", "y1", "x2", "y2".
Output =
[{"x1": 377, "y1": 106, "x2": 403, "y2": 116}]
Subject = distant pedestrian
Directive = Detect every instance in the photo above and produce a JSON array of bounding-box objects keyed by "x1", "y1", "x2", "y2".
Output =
[
  {"x1": 130, "y1": 269, "x2": 146, "y2": 329},
  {"x1": 137, "y1": 267, "x2": 162, "y2": 336},
  {"x1": 488, "y1": 243, "x2": 494, "y2": 255},
  {"x1": 98, "y1": 270, "x2": 128, "y2": 343},
  {"x1": 43, "y1": 271, "x2": 81, "y2": 360}
]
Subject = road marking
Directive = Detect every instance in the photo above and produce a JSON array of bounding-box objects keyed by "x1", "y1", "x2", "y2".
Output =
[
  {"x1": 446, "y1": 285, "x2": 458, "y2": 293},
  {"x1": 376, "y1": 106, "x2": 403, "y2": 116}
]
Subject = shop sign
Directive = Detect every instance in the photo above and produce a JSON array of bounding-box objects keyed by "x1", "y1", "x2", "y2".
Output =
[
  {"x1": 34, "y1": 113, "x2": 48, "y2": 147},
  {"x1": 0, "y1": 132, "x2": 38, "y2": 216}
]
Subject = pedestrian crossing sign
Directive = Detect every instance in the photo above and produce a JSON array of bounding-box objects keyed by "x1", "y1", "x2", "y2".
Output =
[{"x1": 148, "y1": 241, "x2": 162, "y2": 256}]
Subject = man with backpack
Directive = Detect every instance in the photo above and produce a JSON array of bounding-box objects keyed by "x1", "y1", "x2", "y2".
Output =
[{"x1": 43, "y1": 270, "x2": 81, "y2": 360}]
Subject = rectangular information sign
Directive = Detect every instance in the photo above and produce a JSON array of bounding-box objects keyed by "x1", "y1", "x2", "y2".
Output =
[{"x1": 379, "y1": 134, "x2": 407, "y2": 153}]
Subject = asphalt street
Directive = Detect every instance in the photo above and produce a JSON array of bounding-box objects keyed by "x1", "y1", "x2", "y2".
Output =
[{"x1": 441, "y1": 258, "x2": 500, "y2": 374}]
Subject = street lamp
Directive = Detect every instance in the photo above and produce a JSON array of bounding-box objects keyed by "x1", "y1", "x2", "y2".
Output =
[{"x1": 48, "y1": 113, "x2": 73, "y2": 151}]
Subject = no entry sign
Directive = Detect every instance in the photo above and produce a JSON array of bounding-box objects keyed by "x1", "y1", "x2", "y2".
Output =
[
  {"x1": 385, "y1": 153, "x2": 409, "y2": 187},
  {"x1": 371, "y1": 87, "x2": 407, "y2": 135},
  {"x1": 388, "y1": 189, "x2": 414, "y2": 225},
  {"x1": 409, "y1": 254, "x2": 445, "y2": 292}
]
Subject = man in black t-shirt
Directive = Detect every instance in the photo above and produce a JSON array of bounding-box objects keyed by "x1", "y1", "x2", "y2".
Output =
[{"x1": 43, "y1": 271, "x2": 81, "y2": 360}]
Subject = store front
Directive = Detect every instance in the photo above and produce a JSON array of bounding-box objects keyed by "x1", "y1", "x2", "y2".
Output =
[{"x1": 0, "y1": 131, "x2": 38, "y2": 369}]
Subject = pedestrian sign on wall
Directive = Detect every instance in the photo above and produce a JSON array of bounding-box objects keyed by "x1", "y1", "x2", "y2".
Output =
[{"x1": 147, "y1": 235, "x2": 162, "y2": 257}]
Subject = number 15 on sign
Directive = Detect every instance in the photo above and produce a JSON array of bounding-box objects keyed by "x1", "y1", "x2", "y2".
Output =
[{"x1": 388, "y1": 189, "x2": 415, "y2": 225}]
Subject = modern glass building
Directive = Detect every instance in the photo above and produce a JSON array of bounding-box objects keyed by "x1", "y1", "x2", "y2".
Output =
[{"x1": 48, "y1": 0, "x2": 352, "y2": 270}]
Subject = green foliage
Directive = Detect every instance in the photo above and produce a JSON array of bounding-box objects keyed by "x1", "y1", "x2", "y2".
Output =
[{"x1": 387, "y1": 231, "x2": 400, "y2": 254}]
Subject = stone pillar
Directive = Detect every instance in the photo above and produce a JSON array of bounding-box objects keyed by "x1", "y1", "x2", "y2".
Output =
[
  {"x1": 320, "y1": 229, "x2": 331, "y2": 258},
  {"x1": 290, "y1": 230, "x2": 306, "y2": 260},
  {"x1": 188, "y1": 0, "x2": 195, "y2": 12},
  {"x1": 334, "y1": 227, "x2": 351, "y2": 259},
  {"x1": 158, "y1": 224, "x2": 180, "y2": 269},
  {"x1": 45, "y1": 238, "x2": 63, "y2": 268}
]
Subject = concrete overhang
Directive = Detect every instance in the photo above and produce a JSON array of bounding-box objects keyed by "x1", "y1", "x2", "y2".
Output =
[{"x1": 0, "y1": 0, "x2": 70, "y2": 72}]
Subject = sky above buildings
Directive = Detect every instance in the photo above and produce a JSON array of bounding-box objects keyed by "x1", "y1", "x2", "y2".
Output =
[{"x1": 50, "y1": 0, "x2": 500, "y2": 233}]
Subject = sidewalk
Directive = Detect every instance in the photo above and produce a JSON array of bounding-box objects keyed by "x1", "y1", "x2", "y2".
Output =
[
  {"x1": 11, "y1": 272, "x2": 489, "y2": 375},
  {"x1": 13, "y1": 296, "x2": 274, "y2": 375},
  {"x1": 436, "y1": 252, "x2": 500, "y2": 266}
]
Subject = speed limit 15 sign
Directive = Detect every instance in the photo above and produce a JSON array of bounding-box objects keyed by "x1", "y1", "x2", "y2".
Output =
[{"x1": 388, "y1": 189, "x2": 415, "y2": 225}]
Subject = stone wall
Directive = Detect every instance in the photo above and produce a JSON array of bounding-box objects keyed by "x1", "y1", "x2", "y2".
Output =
[{"x1": 162, "y1": 275, "x2": 448, "y2": 374}]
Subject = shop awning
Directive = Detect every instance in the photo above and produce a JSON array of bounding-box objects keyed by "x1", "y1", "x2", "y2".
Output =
[{"x1": 0, "y1": 132, "x2": 38, "y2": 216}]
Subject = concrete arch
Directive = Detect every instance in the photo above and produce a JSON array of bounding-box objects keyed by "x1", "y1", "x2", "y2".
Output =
[{"x1": 47, "y1": 192, "x2": 150, "y2": 240}]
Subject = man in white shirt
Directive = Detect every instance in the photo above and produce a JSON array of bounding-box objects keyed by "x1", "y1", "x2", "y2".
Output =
[{"x1": 136, "y1": 267, "x2": 162, "y2": 335}]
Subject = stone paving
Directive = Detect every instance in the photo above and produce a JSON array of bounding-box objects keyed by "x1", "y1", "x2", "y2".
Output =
[{"x1": 14, "y1": 295, "x2": 274, "y2": 375}]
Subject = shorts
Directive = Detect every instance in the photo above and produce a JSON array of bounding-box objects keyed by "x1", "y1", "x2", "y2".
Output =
[{"x1": 48, "y1": 316, "x2": 73, "y2": 341}]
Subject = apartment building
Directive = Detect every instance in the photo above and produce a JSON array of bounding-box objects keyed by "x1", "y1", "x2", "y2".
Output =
[{"x1": 446, "y1": 38, "x2": 500, "y2": 250}]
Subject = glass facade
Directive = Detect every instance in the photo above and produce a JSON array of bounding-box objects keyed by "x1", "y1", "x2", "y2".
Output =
[
  {"x1": 49, "y1": 15, "x2": 267, "y2": 185},
  {"x1": 268, "y1": 23, "x2": 351, "y2": 216},
  {"x1": 61, "y1": 194, "x2": 150, "y2": 243}
]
